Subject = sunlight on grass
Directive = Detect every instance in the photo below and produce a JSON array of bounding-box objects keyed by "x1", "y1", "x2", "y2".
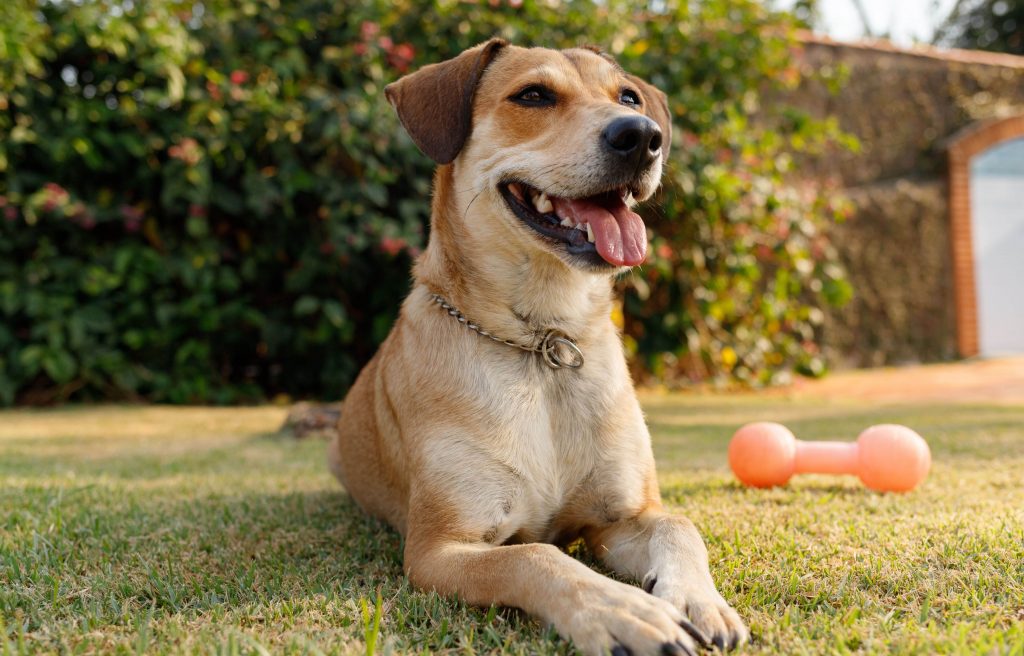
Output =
[{"x1": 1, "y1": 398, "x2": 1022, "y2": 654}]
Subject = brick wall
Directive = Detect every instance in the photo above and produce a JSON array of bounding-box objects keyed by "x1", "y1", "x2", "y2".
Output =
[{"x1": 786, "y1": 35, "x2": 1024, "y2": 366}]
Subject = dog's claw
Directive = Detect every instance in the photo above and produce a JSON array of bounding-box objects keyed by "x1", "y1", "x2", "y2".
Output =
[
  {"x1": 678, "y1": 618, "x2": 710, "y2": 648},
  {"x1": 611, "y1": 645, "x2": 633, "y2": 656},
  {"x1": 642, "y1": 574, "x2": 658, "y2": 594},
  {"x1": 712, "y1": 634, "x2": 726, "y2": 651},
  {"x1": 661, "y1": 642, "x2": 689, "y2": 656},
  {"x1": 678, "y1": 640, "x2": 698, "y2": 656}
]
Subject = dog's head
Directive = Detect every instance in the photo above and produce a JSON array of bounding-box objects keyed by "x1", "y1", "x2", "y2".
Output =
[{"x1": 385, "y1": 40, "x2": 671, "y2": 271}]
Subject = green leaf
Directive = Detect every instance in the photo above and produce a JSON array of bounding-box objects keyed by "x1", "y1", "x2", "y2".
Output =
[
  {"x1": 322, "y1": 300, "x2": 346, "y2": 328},
  {"x1": 41, "y1": 349, "x2": 77, "y2": 384},
  {"x1": 294, "y1": 296, "x2": 319, "y2": 316},
  {"x1": 18, "y1": 345, "x2": 46, "y2": 376}
]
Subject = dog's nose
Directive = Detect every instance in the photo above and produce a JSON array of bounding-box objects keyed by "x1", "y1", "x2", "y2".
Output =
[{"x1": 601, "y1": 116, "x2": 662, "y2": 167}]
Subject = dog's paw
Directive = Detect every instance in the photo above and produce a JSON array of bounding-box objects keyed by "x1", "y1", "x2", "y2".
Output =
[
  {"x1": 642, "y1": 571, "x2": 748, "y2": 651},
  {"x1": 560, "y1": 576, "x2": 703, "y2": 656}
]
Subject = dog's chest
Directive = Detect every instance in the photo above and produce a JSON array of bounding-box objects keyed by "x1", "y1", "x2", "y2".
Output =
[
  {"x1": 416, "y1": 329, "x2": 647, "y2": 545},
  {"x1": 478, "y1": 364, "x2": 624, "y2": 542}
]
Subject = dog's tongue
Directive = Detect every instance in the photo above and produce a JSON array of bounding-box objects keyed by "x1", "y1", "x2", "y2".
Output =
[{"x1": 552, "y1": 194, "x2": 647, "y2": 266}]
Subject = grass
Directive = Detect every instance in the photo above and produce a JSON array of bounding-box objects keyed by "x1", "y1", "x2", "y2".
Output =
[{"x1": 1, "y1": 396, "x2": 1022, "y2": 655}]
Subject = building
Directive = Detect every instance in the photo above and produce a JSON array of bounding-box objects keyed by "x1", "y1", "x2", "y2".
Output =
[{"x1": 792, "y1": 34, "x2": 1024, "y2": 366}]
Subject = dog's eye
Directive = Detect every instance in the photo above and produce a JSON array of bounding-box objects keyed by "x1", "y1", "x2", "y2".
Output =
[
  {"x1": 619, "y1": 89, "x2": 641, "y2": 107},
  {"x1": 511, "y1": 85, "x2": 555, "y2": 107}
]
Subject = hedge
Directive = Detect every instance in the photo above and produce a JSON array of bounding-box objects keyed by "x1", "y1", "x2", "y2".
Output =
[{"x1": 0, "y1": 0, "x2": 852, "y2": 404}]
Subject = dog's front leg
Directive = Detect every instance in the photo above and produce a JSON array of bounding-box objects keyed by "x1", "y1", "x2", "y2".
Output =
[
  {"x1": 404, "y1": 531, "x2": 705, "y2": 655},
  {"x1": 584, "y1": 511, "x2": 749, "y2": 650}
]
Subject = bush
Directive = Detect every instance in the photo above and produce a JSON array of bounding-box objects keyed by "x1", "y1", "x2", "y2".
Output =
[{"x1": 0, "y1": 0, "x2": 851, "y2": 404}]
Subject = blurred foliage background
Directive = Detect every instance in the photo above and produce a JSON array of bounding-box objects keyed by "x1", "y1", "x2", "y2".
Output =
[
  {"x1": 0, "y1": 0, "x2": 853, "y2": 405},
  {"x1": 936, "y1": 0, "x2": 1024, "y2": 54}
]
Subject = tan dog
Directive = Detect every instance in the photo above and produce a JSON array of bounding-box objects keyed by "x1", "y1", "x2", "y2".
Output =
[{"x1": 329, "y1": 40, "x2": 748, "y2": 655}]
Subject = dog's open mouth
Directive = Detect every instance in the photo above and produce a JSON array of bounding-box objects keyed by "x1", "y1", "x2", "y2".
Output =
[{"x1": 499, "y1": 182, "x2": 648, "y2": 267}]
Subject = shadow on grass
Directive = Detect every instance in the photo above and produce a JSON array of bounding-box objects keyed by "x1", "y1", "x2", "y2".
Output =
[
  {"x1": 4, "y1": 484, "x2": 406, "y2": 617},
  {"x1": 660, "y1": 478, "x2": 870, "y2": 499},
  {"x1": 4, "y1": 475, "x2": 572, "y2": 654}
]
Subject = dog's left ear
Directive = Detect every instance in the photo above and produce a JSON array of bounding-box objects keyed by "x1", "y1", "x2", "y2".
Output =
[
  {"x1": 384, "y1": 38, "x2": 508, "y2": 165},
  {"x1": 626, "y1": 74, "x2": 672, "y2": 160}
]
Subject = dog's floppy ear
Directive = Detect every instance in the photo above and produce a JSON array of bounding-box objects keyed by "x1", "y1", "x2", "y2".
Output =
[
  {"x1": 384, "y1": 38, "x2": 508, "y2": 165},
  {"x1": 626, "y1": 74, "x2": 672, "y2": 160}
]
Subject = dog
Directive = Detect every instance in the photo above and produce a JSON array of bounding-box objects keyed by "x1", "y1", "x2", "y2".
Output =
[{"x1": 329, "y1": 39, "x2": 748, "y2": 655}]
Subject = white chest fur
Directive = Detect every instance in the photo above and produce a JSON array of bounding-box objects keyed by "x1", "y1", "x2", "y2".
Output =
[{"x1": 415, "y1": 334, "x2": 648, "y2": 545}]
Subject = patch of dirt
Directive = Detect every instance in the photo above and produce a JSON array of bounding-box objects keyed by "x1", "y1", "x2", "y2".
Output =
[
  {"x1": 285, "y1": 358, "x2": 1024, "y2": 432},
  {"x1": 784, "y1": 356, "x2": 1024, "y2": 404},
  {"x1": 280, "y1": 401, "x2": 341, "y2": 438}
]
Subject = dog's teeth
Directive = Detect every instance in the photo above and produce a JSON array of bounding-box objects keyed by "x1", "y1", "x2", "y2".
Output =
[
  {"x1": 586, "y1": 223, "x2": 595, "y2": 243},
  {"x1": 560, "y1": 216, "x2": 573, "y2": 227},
  {"x1": 534, "y1": 193, "x2": 553, "y2": 214},
  {"x1": 509, "y1": 184, "x2": 524, "y2": 201}
]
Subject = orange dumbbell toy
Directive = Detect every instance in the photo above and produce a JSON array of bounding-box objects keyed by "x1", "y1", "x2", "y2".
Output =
[{"x1": 728, "y1": 422, "x2": 931, "y2": 492}]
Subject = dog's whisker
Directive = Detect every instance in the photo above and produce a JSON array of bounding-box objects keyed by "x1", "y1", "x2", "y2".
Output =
[
  {"x1": 463, "y1": 187, "x2": 487, "y2": 220},
  {"x1": 451, "y1": 183, "x2": 490, "y2": 196}
]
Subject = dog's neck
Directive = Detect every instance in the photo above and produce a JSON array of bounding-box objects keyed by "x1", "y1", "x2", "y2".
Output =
[{"x1": 413, "y1": 166, "x2": 615, "y2": 346}]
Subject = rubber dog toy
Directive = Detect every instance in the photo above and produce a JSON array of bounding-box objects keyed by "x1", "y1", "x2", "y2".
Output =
[{"x1": 728, "y1": 422, "x2": 931, "y2": 492}]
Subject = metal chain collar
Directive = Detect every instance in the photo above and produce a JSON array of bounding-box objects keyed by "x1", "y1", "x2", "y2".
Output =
[{"x1": 429, "y1": 293, "x2": 584, "y2": 370}]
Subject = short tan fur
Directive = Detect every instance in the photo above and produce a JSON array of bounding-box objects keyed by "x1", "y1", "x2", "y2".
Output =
[{"x1": 330, "y1": 40, "x2": 747, "y2": 655}]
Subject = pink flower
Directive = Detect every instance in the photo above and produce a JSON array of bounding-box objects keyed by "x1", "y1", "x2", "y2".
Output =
[
  {"x1": 354, "y1": 43, "x2": 368, "y2": 56},
  {"x1": 388, "y1": 43, "x2": 415, "y2": 73},
  {"x1": 379, "y1": 236, "x2": 406, "y2": 257},
  {"x1": 230, "y1": 70, "x2": 248, "y2": 85},
  {"x1": 169, "y1": 138, "x2": 202, "y2": 166},
  {"x1": 360, "y1": 21, "x2": 379, "y2": 41},
  {"x1": 42, "y1": 183, "x2": 69, "y2": 212},
  {"x1": 377, "y1": 36, "x2": 393, "y2": 51},
  {"x1": 120, "y1": 204, "x2": 144, "y2": 222},
  {"x1": 205, "y1": 80, "x2": 222, "y2": 101},
  {"x1": 44, "y1": 182, "x2": 68, "y2": 197}
]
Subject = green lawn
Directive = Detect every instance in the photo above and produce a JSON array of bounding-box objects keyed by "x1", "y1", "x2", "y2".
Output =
[{"x1": 1, "y1": 397, "x2": 1022, "y2": 655}]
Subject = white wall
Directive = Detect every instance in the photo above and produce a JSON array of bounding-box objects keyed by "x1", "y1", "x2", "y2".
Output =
[{"x1": 971, "y1": 138, "x2": 1024, "y2": 356}]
